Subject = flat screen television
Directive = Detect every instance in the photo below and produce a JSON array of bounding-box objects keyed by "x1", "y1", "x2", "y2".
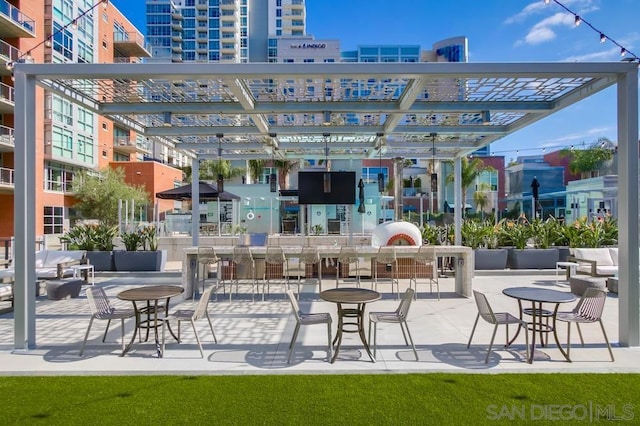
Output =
[{"x1": 298, "y1": 171, "x2": 356, "y2": 205}]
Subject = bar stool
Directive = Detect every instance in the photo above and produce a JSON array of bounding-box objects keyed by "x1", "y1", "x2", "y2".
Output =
[
  {"x1": 296, "y1": 246, "x2": 323, "y2": 295},
  {"x1": 409, "y1": 245, "x2": 439, "y2": 300},
  {"x1": 197, "y1": 247, "x2": 220, "y2": 298},
  {"x1": 263, "y1": 246, "x2": 289, "y2": 300},
  {"x1": 373, "y1": 246, "x2": 399, "y2": 299},
  {"x1": 336, "y1": 246, "x2": 361, "y2": 288}
]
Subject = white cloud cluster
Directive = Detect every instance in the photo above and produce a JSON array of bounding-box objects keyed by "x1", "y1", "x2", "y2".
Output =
[{"x1": 507, "y1": 0, "x2": 599, "y2": 47}]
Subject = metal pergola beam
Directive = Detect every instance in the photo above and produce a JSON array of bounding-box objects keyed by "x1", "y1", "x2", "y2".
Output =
[{"x1": 10, "y1": 61, "x2": 639, "y2": 351}]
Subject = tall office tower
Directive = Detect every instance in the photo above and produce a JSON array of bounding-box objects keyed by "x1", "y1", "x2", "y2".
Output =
[
  {"x1": 146, "y1": 0, "x2": 184, "y2": 63},
  {"x1": 0, "y1": 0, "x2": 155, "y2": 239},
  {"x1": 146, "y1": 0, "x2": 306, "y2": 63}
]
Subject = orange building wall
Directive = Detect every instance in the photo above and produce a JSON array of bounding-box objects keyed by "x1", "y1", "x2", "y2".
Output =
[
  {"x1": 110, "y1": 161, "x2": 183, "y2": 215},
  {"x1": 0, "y1": 1, "x2": 153, "y2": 238},
  {"x1": 2, "y1": 1, "x2": 48, "y2": 237}
]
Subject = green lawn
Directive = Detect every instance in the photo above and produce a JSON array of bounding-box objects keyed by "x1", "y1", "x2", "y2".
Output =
[{"x1": 1, "y1": 374, "x2": 637, "y2": 425}]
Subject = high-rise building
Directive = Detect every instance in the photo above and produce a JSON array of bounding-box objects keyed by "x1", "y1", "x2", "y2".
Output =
[
  {"x1": 0, "y1": 0, "x2": 181, "y2": 240},
  {"x1": 146, "y1": 0, "x2": 306, "y2": 64}
]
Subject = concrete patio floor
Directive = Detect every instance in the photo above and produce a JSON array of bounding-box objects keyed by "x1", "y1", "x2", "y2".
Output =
[{"x1": 0, "y1": 270, "x2": 637, "y2": 376}]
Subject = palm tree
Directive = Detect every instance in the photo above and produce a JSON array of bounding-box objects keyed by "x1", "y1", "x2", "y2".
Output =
[
  {"x1": 446, "y1": 157, "x2": 495, "y2": 217},
  {"x1": 247, "y1": 159, "x2": 266, "y2": 184},
  {"x1": 473, "y1": 182, "x2": 492, "y2": 220},
  {"x1": 274, "y1": 159, "x2": 298, "y2": 189},
  {"x1": 559, "y1": 137, "x2": 615, "y2": 179},
  {"x1": 179, "y1": 160, "x2": 245, "y2": 183}
]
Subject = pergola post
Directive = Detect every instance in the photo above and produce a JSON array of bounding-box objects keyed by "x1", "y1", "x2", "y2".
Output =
[
  {"x1": 453, "y1": 157, "x2": 462, "y2": 245},
  {"x1": 13, "y1": 69, "x2": 37, "y2": 350},
  {"x1": 617, "y1": 68, "x2": 639, "y2": 347},
  {"x1": 191, "y1": 157, "x2": 200, "y2": 247}
]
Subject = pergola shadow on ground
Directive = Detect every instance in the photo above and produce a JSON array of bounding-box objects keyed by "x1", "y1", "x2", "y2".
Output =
[
  {"x1": 10, "y1": 61, "x2": 638, "y2": 350},
  {"x1": 0, "y1": 273, "x2": 637, "y2": 375}
]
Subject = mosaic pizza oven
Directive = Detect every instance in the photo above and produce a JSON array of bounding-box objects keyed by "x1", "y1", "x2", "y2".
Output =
[{"x1": 371, "y1": 221, "x2": 422, "y2": 247}]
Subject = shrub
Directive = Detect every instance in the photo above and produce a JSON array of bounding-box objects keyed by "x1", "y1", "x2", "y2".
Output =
[{"x1": 121, "y1": 231, "x2": 143, "y2": 251}]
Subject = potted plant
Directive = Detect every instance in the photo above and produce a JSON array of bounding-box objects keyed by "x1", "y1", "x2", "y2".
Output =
[
  {"x1": 462, "y1": 220, "x2": 508, "y2": 270},
  {"x1": 113, "y1": 226, "x2": 165, "y2": 271},
  {"x1": 87, "y1": 223, "x2": 118, "y2": 271},
  {"x1": 501, "y1": 218, "x2": 558, "y2": 269},
  {"x1": 60, "y1": 224, "x2": 96, "y2": 251},
  {"x1": 311, "y1": 224, "x2": 324, "y2": 236},
  {"x1": 60, "y1": 223, "x2": 116, "y2": 271}
]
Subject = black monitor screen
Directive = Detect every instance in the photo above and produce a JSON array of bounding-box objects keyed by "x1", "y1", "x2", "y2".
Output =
[{"x1": 298, "y1": 171, "x2": 356, "y2": 205}]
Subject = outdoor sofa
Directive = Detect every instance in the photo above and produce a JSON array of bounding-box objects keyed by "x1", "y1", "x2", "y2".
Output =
[{"x1": 568, "y1": 247, "x2": 618, "y2": 277}]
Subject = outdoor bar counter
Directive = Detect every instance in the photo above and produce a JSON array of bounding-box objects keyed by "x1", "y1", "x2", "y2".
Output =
[{"x1": 182, "y1": 245, "x2": 474, "y2": 299}]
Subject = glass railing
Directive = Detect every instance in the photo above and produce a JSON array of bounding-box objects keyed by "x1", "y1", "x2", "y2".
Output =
[
  {"x1": 0, "y1": 125, "x2": 13, "y2": 145},
  {"x1": 0, "y1": 82, "x2": 14, "y2": 104},
  {"x1": 0, "y1": 39, "x2": 21, "y2": 62},
  {"x1": 0, "y1": 167, "x2": 14, "y2": 186},
  {"x1": 113, "y1": 31, "x2": 150, "y2": 51},
  {"x1": 0, "y1": 0, "x2": 36, "y2": 34}
]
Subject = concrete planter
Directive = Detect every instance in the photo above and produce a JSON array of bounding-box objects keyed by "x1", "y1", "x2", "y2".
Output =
[
  {"x1": 85, "y1": 251, "x2": 114, "y2": 271},
  {"x1": 474, "y1": 248, "x2": 508, "y2": 270},
  {"x1": 507, "y1": 248, "x2": 559, "y2": 269},
  {"x1": 113, "y1": 250, "x2": 167, "y2": 271}
]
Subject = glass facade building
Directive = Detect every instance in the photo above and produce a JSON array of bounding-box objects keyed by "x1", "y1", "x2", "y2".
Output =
[{"x1": 147, "y1": 0, "x2": 306, "y2": 64}]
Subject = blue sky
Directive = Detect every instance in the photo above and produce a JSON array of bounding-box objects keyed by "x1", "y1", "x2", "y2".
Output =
[{"x1": 110, "y1": 0, "x2": 639, "y2": 163}]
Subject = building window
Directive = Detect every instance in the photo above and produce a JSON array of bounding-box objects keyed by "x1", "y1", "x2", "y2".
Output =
[
  {"x1": 45, "y1": 163, "x2": 76, "y2": 192},
  {"x1": 362, "y1": 167, "x2": 388, "y2": 185},
  {"x1": 43, "y1": 206, "x2": 64, "y2": 235},
  {"x1": 52, "y1": 23, "x2": 74, "y2": 60},
  {"x1": 102, "y1": 122, "x2": 108, "y2": 130}
]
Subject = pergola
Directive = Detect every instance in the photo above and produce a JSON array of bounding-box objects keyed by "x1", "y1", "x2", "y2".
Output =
[{"x1": 11, "y1": 61, "x2": 638, "y2": 350}]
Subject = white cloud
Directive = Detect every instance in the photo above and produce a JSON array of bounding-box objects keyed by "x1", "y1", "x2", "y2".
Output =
[
  {"x1": 504, "y1": 2, "x2": 548, "y2": 25},
  {"x1": 517, "y1": 12, "x2": 574, "y2": 46},
  {"x1": 525, "y1": 26, "x2": 557, "y2": 45},
  {"x1": 563, "y1": 48, "x2": 619, "y2": 62},
  {"x1": 544, "y1": 127, "x2": 612, "y2": 145}
]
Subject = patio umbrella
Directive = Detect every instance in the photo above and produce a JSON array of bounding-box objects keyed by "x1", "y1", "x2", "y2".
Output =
[
  {"x1": 155, "y1": 181, "x2": 240, "y2": 201},
  {"x1": 357, "y1": 178, "x2": 366, "y2": 214}
]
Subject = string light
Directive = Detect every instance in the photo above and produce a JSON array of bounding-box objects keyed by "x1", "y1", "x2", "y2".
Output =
[
  {"x1": 545, "y1": 0, "x2": 639, "y2": 63},
  {"x1": 6, "y1": 0, "x2": 109, "y2": 70},
  {"x1": 491, "y1": 141, "x2": 615, "y2": 157}
]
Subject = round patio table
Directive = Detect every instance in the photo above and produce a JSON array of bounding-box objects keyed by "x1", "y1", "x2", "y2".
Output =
[
  {"x1": 502, "y1": 287, "x2": 576, "y2": 363},
  {"x1": 117, "y1": 285, "x2": 184, "y2": 358},
  {"x1": 319, "y1": 288, "x2": 381, "y2": 363}
]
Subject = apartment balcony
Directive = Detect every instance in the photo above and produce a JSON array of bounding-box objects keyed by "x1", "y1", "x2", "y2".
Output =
[
  {"x1": 0, "y1": 124, "x2": 14, "y2": 152},
  {"x1": 172, "y1": 11, "x2": 183, "y2": 20},
  {"x1": 113, "y1": 57, "x2": 142, "y2": 64},
  {"x1": 113, "y1": 31, "x2": 151, "y2": 58},
  {"x1": 220, "y1": 23, "x2": 238, "y2": 34},
  {"x1": 0, "y1": 81, "x2": 14, "y2": 114},
  {"x1": 0, "y1": 39, "x2": 21, "y2": 75},
  {"x1": 0, "y1": 0, "x2": 36, "y2": 38},
  {"x1": 172, "y1": 32, "x2": 182, "y2": 42},
  {"x1": 283, "y1": 0, "x2": 305, "y2": 10},
  {"x1": 220, "y1": 44, "x2": 237, "y2": 55},
  {"x1": 219, "y1": 0, "x2": 237, "y2": 11},
  {"x1": 220, "y1": 11, "x2": 236, "y2": 22},
  {"x1": 113, "y1": 136, "x2": 150, "y2": 154},
  {"x1": 282, "y1": 20, "x2": 305, "y2": 32},
  {"x1": 172, "y1": 43, "x2": 183, "y2": 53},
  {"x1": 171, "y1": 54, "x2": 183, "y2": 63},
  {"x1": 195, "y1": 0, "x2": 208, "y2": 10},
  {"x1": 0, "y1": 166, "x2": 14, "y2": 192},
  {"x1": 171, "y1": 21, "x2": 183, "y2": 31}
]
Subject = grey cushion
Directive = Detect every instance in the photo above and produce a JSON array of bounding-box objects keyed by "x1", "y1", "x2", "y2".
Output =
[{"x1": 46, "y1": 279, "x2": 83, "y2": 300}]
